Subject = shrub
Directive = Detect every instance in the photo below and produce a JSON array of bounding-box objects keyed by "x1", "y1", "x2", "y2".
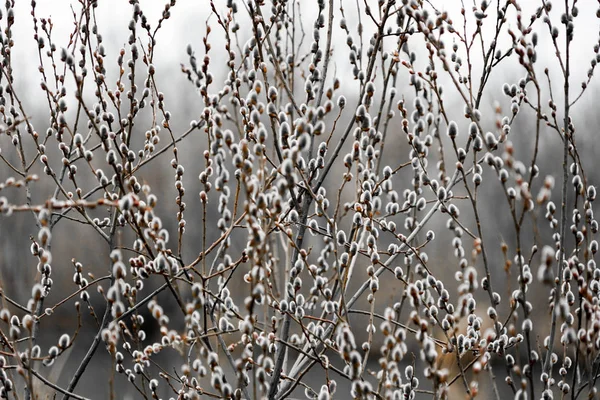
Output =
[{"x1": 0, "y1": 0, "x2": 599, "y2": 399}]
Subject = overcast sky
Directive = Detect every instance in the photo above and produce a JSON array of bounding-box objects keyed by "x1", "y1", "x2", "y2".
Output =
[{"x1": 8, "y1": 1, "x2": 600, "y2": 118}]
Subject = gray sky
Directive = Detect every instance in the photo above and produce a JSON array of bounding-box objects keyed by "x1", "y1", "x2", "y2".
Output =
[{"x1": 9, "y1": 1, "x2": 600, "y2": 117}]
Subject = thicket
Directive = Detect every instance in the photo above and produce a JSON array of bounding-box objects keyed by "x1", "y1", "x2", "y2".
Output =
[{"x1": 0, "y1": 0, "x2": 600, "y2": 399}]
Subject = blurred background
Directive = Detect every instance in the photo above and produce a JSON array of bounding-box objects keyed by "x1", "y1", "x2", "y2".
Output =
[{"x1": 1, "y1": 0, "x2": 600, "y2": 398}]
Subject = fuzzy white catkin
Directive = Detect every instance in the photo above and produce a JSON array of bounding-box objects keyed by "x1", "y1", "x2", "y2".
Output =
[{"x1": 447, "y1": 121, "x2": 458, "y2": 139}]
